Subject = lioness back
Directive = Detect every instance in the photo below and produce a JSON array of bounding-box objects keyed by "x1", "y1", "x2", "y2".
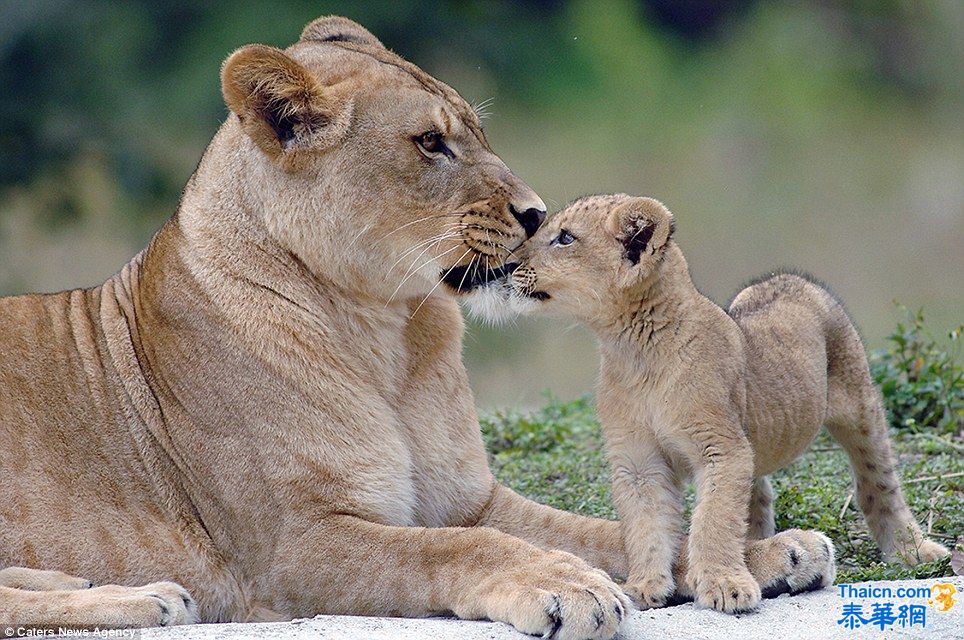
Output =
[
  {"x1": 1, "y1": 289, "x2": 135, "y2": 571},
  {"x1": 0, "y1": 285, "x2": 225, "y2": 598},
  {"x1": 0, "y1": 290, "x2": 112, "y2": 455}
]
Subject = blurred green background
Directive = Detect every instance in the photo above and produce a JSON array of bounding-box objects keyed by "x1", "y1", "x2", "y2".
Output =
[{"x1": 1, "y1": 0, "x2": 961, "y2": 409}]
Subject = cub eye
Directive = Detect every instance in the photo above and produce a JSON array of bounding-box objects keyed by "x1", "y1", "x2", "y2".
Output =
[
  {"x1": 415, "y1": 131, "x2": 453, "y2": 158},
  {"x1": 553, "y1": 229, "x2": 576, "y2": 246}
]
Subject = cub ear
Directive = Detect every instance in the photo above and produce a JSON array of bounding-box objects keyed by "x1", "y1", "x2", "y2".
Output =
[
  {"x1": 608, "y1": 197, "x2": 675, "y2": 265},
  {"x1": 221, "y1": 44, "x2": 351, "y2": 164},
  {"x1": 300, "y1": 15, "x2": 385, "y2": 48}
]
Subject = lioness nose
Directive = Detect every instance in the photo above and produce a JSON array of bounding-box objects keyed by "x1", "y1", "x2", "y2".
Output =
[{"x1": 510, "y1": 204, "x2": 547, "y2": 238}]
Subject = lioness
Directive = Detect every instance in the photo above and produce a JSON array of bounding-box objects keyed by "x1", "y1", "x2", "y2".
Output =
[
  {"x1": 1, "y1": 18, "x2": 835, "y2": 638},
  {"x1": 506, "y1": 194, "x2": 949, "y2": 613}
]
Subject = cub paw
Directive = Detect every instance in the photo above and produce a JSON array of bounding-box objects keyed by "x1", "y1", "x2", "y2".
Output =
[
  {"x1": 898, "y1": 539, "x2": 951, "y2": 566},
  {"x1": 473, "y1": 550, "x2": 631, "y2": 640},
  {"x1": 690, "y1": 567, "x2": 761, "y2": 614},
  {"x1": 750, "y1": 529, "x2": 836, "y2": 599},
  {"x1": 623, "y1": 573, "x2": 675, "y2": 609}
]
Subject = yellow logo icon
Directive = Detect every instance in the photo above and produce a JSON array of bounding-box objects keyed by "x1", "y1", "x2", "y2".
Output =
[{"x1": 929, "y1": 583, "x2": 957, "y2": 612}]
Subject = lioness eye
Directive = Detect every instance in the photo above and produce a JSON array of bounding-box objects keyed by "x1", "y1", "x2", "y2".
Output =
[
  {"x1": 415, "y1": 131, "x2": 453, "y2": 158},
  {"x1": 553, "y1": 229, "x2": 576, "y2": 246}
]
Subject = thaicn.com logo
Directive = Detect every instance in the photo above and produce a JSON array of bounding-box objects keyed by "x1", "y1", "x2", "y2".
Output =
[{"x1": 836, "y1": 581, "x2": 957, "y2": 631}]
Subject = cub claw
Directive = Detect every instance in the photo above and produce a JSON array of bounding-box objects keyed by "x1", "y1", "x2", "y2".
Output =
[
  {"x1": 623, "y1": 575, "x2": 675, "y2": 610},
  {"x1": 690, "y1": 568, "x2": 761, "y2": 614}
]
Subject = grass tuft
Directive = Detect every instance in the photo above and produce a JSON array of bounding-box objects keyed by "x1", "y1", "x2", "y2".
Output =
[{"x1": 870, "y1": 305, "x2": 962, "y2": 435}]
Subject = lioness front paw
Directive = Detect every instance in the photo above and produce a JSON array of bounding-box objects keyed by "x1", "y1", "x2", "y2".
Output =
[
  {"x1": 689, "y1": 567, "x2": 761, "y2": 613},
  {"x1": 476, "y1": 550, "x2": 631, "y2": 640},
  {"x1": 623, "y1": 573, "x2": 675, "y2": 609},
  {"x1": 74, "y1": 581, "x2": 199, "y2": 628},
  {"x1": 0, "y1": 567, "x2": 93, "y2": 591}
]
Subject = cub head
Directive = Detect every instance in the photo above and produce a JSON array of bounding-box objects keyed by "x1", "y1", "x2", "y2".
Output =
[
  {"x1": 507, "y1": 194, "x2": 675, "y2": 321},
  {"x1": 213, "y1": 16, "x2": 545, "y2": 308}
]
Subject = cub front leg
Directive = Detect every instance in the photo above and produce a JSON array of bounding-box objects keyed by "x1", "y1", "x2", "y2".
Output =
[
  {"x1": 685, "y1": 425, "x2": 760, "y2": 613},
  {"x1": 609, "y1": 438, "x2": 682, "y2": 609},
  {"x1": 266, "y1": 515, "x2": 630, "y2": 640}
]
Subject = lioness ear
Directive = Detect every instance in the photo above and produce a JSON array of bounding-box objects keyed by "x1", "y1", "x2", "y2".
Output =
[
  {"x1": 221, "y1": 44, "x2": 351, "y2": 164},
  {"x1": 608, "y1": 197, "x2": 675, "y2": 265},
  {"x1": 300, "y1": 15, "x2": 385, "y2": 48}
]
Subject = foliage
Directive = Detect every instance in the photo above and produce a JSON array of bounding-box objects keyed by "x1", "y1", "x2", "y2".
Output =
[
  {"x1": 771, "y1": 429, "x2": 961, "y2": 583},
  {"x1": 2, "y1": 1, "x2": 961, "y2": 363},
  {"x1": 482, "y1": 396, "x2": 617, "y2": 519},
  {"x1": 2, "y1": 0, "x2": 959, "y2": 213},
  {"x1": 869, "y1": 305, "x2": 963, "y2": 435},
  {"x1": 482, "y1": 316, "x2": 963, "y2": 585}
]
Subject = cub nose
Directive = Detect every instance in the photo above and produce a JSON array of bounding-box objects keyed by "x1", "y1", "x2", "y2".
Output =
[{"x1": 509, "y1": 205, "x2": 547, "y2": 238}]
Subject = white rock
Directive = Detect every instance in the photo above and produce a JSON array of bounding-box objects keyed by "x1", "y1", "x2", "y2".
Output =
[{"x1": 139, "y1": 577, "x2": 963, "y2": 640}]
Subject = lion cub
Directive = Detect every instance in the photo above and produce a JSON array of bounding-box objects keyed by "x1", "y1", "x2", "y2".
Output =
[{"x1": 508, "y1": 194, "x2": 949, "y2": 613}]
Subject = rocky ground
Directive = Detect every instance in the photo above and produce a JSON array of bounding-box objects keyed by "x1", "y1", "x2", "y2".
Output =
[{"x1": 141, "y1": 577, "x2": 962, "y2": 640}]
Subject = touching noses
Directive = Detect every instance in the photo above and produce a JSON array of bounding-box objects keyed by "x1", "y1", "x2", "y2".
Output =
[
  {"x1": 509, "y1": 194, "x2": 547, "y2": 238},
  {"x1": 501, "y1": 169, "x2": 546, "y2": 238}
]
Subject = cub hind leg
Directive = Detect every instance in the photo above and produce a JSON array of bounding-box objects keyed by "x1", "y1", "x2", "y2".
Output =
[
  {"x1": 748, "y1": 476, "x2": 776, "y2": 540},
  {"x1": 824, "y1": 315, "x2": 949, "y2": 565}
]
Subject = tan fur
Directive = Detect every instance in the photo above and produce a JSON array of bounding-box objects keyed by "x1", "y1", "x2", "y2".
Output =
[
  {"x1": 508, "y1": 194, "x2": 950, "y2": 613},
  {"x1": 0, "y1": 568, "x2": 92, "y2": 592},
  {"x1": 1, "y1": 19, "x2": 835, "y2": 638}
]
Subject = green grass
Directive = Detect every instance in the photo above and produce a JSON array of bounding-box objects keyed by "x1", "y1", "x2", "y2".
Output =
[
  {"x1": 481, "y1": 311, "x2": 962, "y2": 583},
  {"x1": 482, "y1": 397, "x2": 961, "y2": 583}
]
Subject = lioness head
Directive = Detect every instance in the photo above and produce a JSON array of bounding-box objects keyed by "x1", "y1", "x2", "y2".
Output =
[
  {"x1": 214, "y1": 16, "x2": 545, "y2": 308},
  {"x1": 507, "y1": 194, "x2": 675, "y2": 321}
]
